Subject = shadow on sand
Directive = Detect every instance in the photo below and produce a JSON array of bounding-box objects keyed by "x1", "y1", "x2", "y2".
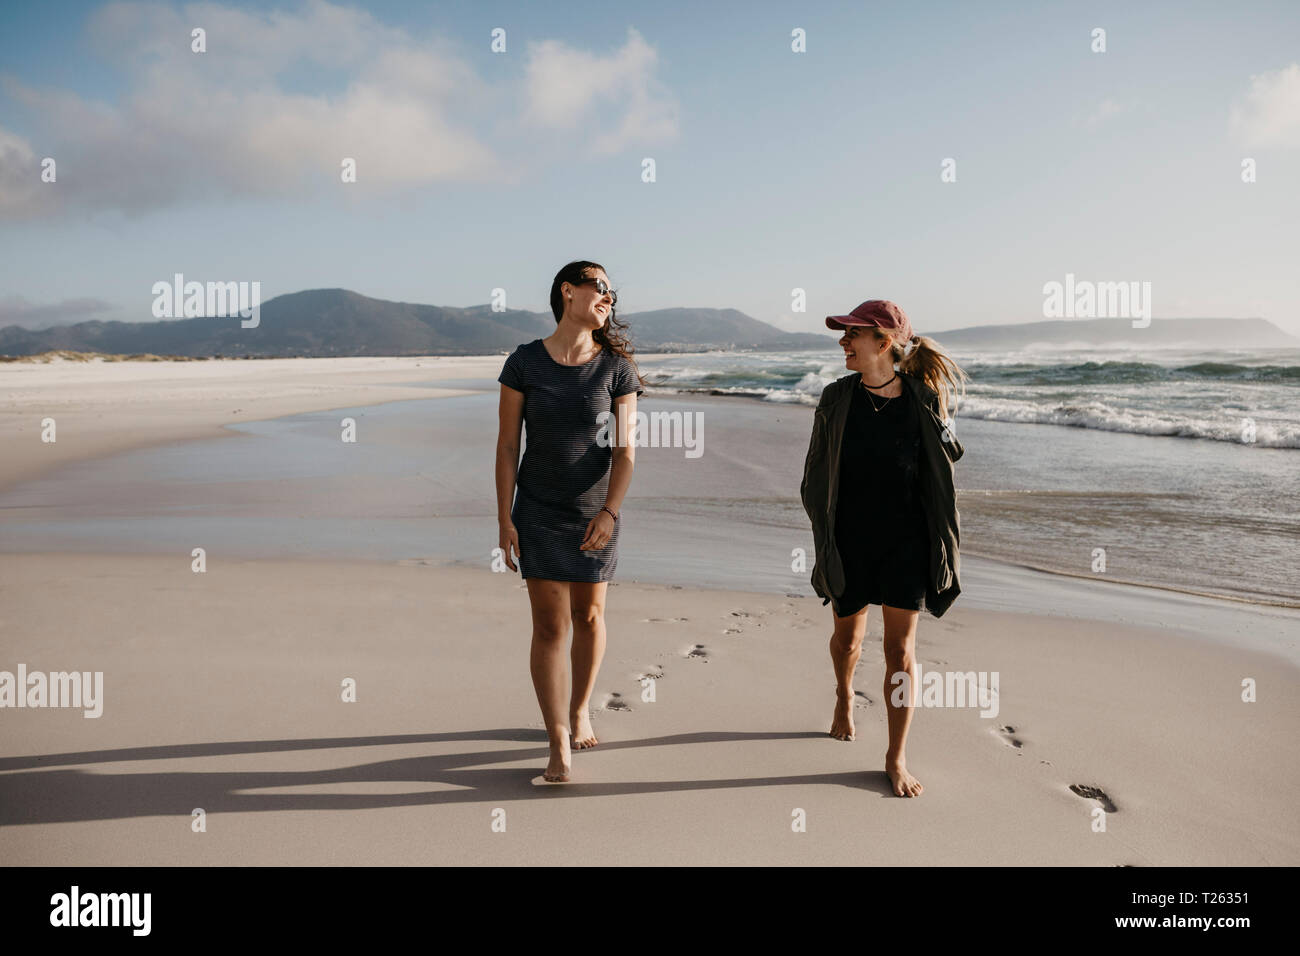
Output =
[{"x1": 0, "y1": 728, "x2": 898, "y2": 825}]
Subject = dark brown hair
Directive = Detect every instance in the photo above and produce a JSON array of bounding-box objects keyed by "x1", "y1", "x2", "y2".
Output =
[{"x1": 549, "y1": 260, "x2": 643, "y2": 388}]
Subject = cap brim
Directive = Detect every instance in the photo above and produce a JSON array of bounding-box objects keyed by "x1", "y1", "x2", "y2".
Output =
[{"x1": 826, "y1": 315, "x2": 875, "y2": 330}]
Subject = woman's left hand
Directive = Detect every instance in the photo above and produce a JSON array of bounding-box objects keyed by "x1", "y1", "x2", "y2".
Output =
[{"x1": 579, "y1": 510, "x2": 615, "y2": 550}]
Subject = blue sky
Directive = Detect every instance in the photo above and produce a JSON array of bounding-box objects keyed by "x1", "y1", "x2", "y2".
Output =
[{"x1": 1, "y1": 0, "x2": 1298, "y2": 337}]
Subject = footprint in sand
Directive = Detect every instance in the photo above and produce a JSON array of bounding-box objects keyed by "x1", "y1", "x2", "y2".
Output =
[
  {"x1": 993, "y1": 724, "x2": 1023, "y2": 750},
  {"x1": 601, "y1": 692, "x2": 632, "y2": 712},
  {"x1": 685, "y1": 644, "x2": 710, "y2": 662},
  {"x1": 644, "y1": 617, "x2": 689, "y2": 624},
  {"x1": 1069, "y1": 784, "x2": 1118, "y2": 813},
  {"x1": 854, "y1": 690, "x2": 873, "y2": 708},
  {"x1": 727, "y1": 608, "x2": 774, "y2": 632},
  {"x1": 637, "y1": 665, "x2": 665, "y2": 682},
  {"x1": 774, "y1": 603, "x2": 816, "y2": 626}
]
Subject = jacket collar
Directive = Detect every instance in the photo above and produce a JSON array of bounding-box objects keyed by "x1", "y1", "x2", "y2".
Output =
[{"x1": 830, "y1": 370, "x2": 962, "y2": 462}]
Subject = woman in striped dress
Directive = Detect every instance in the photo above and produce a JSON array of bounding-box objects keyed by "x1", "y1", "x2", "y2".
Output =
[{"x1": 496, "y1": 261, "x2": 644, "y2": 783}]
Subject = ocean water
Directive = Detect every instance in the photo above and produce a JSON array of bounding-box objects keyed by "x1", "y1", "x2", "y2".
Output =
[
  {"x1": 635, "y1": 344, "x2": 1299, "y2": 605},
  {"x1": 644, "y1": 345, "x2": 1300, "y2": 449},
  {"x1": 0, "y1": 344, "x2": 1295, "y2": 615}
]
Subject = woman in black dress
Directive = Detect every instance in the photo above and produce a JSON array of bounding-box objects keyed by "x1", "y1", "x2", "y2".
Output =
[
  {"x1": 495, "y1": 260, "x2": 644, "y2": 783},
  {"x1": 803, "y1": 300, "x2": 966, "y2": 798}
]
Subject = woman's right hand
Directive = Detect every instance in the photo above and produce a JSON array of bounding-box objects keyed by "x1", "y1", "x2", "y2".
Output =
[{"x1": 499, "y1": 523, "x2": 521, "y2": 572}]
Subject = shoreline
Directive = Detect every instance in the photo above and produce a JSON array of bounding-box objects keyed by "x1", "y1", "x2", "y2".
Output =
[
  {"x1": 959, "y1": 547, "x2": 1300, "y2": 610},
  {"x1": 0, "y1": 353, "x2": 685, "y2": 494},
  {"x1": 4, "y1": 353, "x2": 1296, "y2": 618},
  {"x1": 0, "y1": 355, "x2": 481, "y2": 494}
]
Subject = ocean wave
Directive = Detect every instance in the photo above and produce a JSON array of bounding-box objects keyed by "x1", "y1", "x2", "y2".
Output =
[
  {"x1": 639, "y1": 348, "x2": 1300, "y2": 446},
  {"x1": 642, "y1": 384, "x2": 1300, "y2": 445},
  {"x1": 963, "y1": 360, "x2": 1300, "y2": 386},
  {"x1": 953, "y1": 396, "x2": 1300, "y2": 448},
  {"x1": 642, "y1": 360, "x2": 838, "y2": 405},
  {"x1": 649, "y1": 383, "x2": 822, "y2": 405}
]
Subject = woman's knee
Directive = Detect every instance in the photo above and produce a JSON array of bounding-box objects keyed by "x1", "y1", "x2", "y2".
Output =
[
  {"x1": 532, "y1": 618, "x2": 569, "y2": 644},
  {"x1": 570, "y1": 604, "x2": 603, "y2": 630},
  {"x1": 831, "y1": 613, "x2": 867, "y2": 653},
  {"x1": 882, "y1": 632, "x2": 916, "y2": 670},
  {"x1": 568, "y1": 582, "x2": 606, "y2": 630}
]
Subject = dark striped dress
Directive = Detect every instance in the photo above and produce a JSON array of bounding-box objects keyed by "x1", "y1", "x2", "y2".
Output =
[{"x1": 498, "y1": 339, "x2": 644, "y2": 582}]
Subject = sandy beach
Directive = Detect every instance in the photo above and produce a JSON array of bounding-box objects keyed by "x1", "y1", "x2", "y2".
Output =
[
  {"x1": 2, "y1": 355, "x2": 1298, "y2": 865},
  {"x1": 0, "y1": 355, "x2": 504, "y2": 494}
]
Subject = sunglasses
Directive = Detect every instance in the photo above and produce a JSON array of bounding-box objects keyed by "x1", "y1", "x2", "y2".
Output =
[{"x1": 574, "y1": 277, "x2": 618, "y2": 306}]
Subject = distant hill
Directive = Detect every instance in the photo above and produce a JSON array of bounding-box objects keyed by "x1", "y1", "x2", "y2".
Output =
[
  {"x1": 5, "y1": 294, "x2": 1290, "y2": 357},
  {"x1": 930, "y1": 317, "x2": 1299, "y2": 349},
  {"x1": 0, "y1": 290, "x2": 553, "y2": 358},
  {"x1": 624, "y1": 307, "x2": 829, "y2": 351},
  {"x1": 0, "y1": 289, "x2": 829, "y2": 358}
]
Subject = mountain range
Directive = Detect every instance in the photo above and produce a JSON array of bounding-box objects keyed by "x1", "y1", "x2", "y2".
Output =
[
  {"x1": 0, "y1": 289, "x2": 828, "y2": 357},
  {"x1": 0, "y1": 289, "x2": 1294, "y2": 357},
  {"x1": 930, "y1": 316, "x2": 1298, "y2": 349}
]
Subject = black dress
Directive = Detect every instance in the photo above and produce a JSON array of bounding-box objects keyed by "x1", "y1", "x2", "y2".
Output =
[
  {"x1": 833, "y1": 378, "x2": 930, "y2": 614},
  {"x1": 498, "y1": 339, "x2": 644, "y2": 582}
]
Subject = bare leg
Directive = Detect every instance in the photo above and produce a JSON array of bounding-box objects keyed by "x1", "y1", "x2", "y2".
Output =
[
  {"x1": 829, "y1": 605, "x2": 868, "y2": 740},
  {"x1": 881, "y1": 604, "x2": 923, "y2": 796},
  {"x1": 568, "y1": 581, "x2": 608, "y2": 749},
  {"x1": 526, "y1": 579, "x2": 572, "y2": 782}
]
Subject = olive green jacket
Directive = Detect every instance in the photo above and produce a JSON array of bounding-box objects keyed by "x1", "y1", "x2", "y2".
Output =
[{"x1": 800, "y1": 370, "x2": 965, "y2": 618}]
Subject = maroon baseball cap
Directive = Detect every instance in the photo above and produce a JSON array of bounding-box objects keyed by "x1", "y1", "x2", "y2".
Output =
[{"x1": 826, "y1": 300, "x2": 914, "y2": 343}]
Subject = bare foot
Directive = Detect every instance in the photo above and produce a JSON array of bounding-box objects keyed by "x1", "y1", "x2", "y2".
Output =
[
  {"x1": 886, "y1": 759, "x2": 923, "y2": 797},
  {"x1": 830, "y1": 691, "x2": 855, "y2": 741},
  {"x1": 543, "y1": 737, "x2": 571, "y2": 782},
  {"x1": 571, "y1": 711, "x2": 598, "y2": 750}
]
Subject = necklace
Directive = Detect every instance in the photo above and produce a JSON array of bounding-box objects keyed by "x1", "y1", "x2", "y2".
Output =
[
  {"x1": 859, "y1": 373, "x2": 899, "y2": 412},
  {"x1": 547, "y1": 340, "x2": 600, "y2": 366}
]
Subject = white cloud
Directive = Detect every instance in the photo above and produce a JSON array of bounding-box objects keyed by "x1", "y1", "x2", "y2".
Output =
[
  {"x1": 0, "y1": 295, "x2": 115, "y2": 329},
  {"x1": 1084, "y1": 98, "x2": 1126, "y2": 127},
  {"x1": 522, "y1": 27, "x2": 679, "y2": 155},
  {"x1": 1229, "y1": 63, "x2": 1300, "y2": 148},
  {"x1": 0, "y1": 2, "x2": 679, "y2": 219},
  {"x1": 0, "y1": 126, "x2": 41, "y2": 218},
  {"x1": 0, "y1": 0, "x2": 499, "y2": 218}
]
